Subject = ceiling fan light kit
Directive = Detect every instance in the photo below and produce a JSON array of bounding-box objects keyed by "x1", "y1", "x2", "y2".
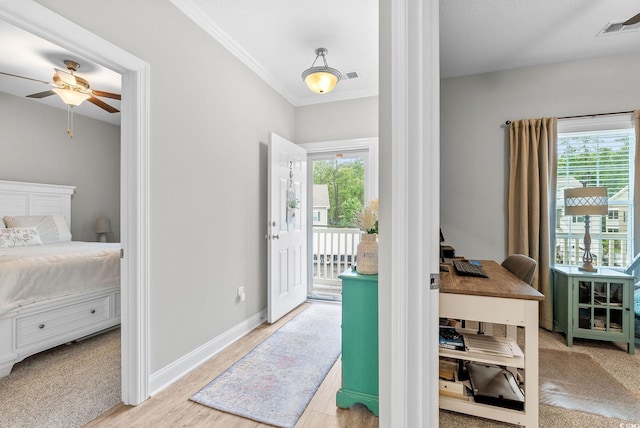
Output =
[
  {"x1": 0, "y1": 59, "x2": 121, "y2": 138},
  {"x1": 301, "y1": 47, "x2": 341, "y2": 94}
]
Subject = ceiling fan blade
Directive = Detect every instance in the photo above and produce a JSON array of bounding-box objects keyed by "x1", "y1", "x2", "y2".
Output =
[
  {"x1": 26, "y1": 90, "x2": 55, "y2": 99},
  {"x1": 0, "y1": 71, "x2": 50, "y2": 85},
  {"x1": 54, "y1": 68, "x2": 77, "y2": 86},
  {"x1": 87, "y1": 96, "x2": 119, "y2": 113},
  {"x1": 92, "y1": 89, "x2": 121, "y2": 100},
  {"x1": 623, "y1": 12, "x2": 640, "y2": 25}
]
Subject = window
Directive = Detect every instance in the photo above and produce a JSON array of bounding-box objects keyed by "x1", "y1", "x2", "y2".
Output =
[{"x1": 555, "y1": 114, "x2": 635, "y2": 268}]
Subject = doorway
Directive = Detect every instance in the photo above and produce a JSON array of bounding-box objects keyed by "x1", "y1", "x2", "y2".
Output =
[
  {"x1": 0, "y1": 2, "x2": 150, "y2": 406},
  {"x1": 300, "y1": 138, "x2": 379, "y2": 300}
]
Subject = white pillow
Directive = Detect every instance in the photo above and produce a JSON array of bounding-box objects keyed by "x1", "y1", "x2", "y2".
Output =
[
  {"x1": 3, "y1": 215, "x2": 72, "y2": 244},
  {"x1": 0, "y1": 227, "x2": 43, "y2": 248},
  {"x1": 51, "y1": 215, "x2": 72, "y2": 242}
]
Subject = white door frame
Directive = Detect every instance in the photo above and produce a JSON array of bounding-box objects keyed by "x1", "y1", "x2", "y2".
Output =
[
  {"x1": 380, "y1": 0, "x2": 440, "y2": 427},
  {"x1": 0, "y1": 0, "x2": 151, "y2": 405}
]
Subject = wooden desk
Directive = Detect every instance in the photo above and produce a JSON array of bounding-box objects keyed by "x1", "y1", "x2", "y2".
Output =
[{"x1": 439, "y1": 260, "x2": 544, "y2": 427}]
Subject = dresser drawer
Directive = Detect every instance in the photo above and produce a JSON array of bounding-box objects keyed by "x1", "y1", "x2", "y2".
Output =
[{"x1": 16, "y1": 295, "x2": 111, "y2": 349}]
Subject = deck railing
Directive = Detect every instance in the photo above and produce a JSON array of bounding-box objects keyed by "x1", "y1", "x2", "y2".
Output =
[
  {"x1": 312, "y1": 227, "x2": 361, "y2": 289},
  {"x1": 555, "y1": 232, "x2": 629, "y2": 268}
]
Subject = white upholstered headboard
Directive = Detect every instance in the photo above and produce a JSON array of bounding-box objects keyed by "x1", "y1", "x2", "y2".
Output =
[{"x1": 0, "y1": 180, "x2": 76, "y2": 227}]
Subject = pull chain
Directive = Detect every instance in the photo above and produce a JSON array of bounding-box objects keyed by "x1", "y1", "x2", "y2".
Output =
[{"x1": 66, "y1": 105, "x2": 74, "y2": 139}]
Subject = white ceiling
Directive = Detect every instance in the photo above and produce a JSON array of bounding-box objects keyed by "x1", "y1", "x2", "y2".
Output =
[
  {"x1": 1, "y1": 0, "x2": 640, "y2": 125},
  {"x1": 440, "y1": 0, "x2": 640, "y2": 79}
]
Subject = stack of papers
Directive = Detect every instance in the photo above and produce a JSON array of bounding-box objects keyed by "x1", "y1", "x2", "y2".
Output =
[{"x1": 463, "y1": 335, "x2": 523, "y2": 358}]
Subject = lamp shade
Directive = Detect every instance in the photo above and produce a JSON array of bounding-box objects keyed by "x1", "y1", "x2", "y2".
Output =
[
  {"x1": 95, "y1": 218, "x2": 112, "y2": 234},
  {"x1": 52, "y1": 87, "x2": 91, "y2": 106},
  {"x1": 564, "y1": 187, "x2": 608, "y2": 216}
]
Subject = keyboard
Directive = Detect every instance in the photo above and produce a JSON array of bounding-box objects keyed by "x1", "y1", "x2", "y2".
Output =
[{"x1": 452, "y1": 259, "x2": 489, "y2": 278}]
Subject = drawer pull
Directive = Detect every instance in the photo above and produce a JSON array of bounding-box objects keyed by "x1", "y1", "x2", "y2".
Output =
[
  {"x1": 90, "y1": 309, "x2": 96, "y2": 314},
  {"x1": 39, "y1": 324, "x2": 45, "y2": 329}
]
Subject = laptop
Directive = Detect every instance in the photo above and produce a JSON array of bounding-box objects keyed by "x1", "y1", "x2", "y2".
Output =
[{"x1": 466, "y1": 362, "x2": 525, "y2": 410}]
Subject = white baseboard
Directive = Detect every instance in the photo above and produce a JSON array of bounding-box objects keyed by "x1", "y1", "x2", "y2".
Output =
[{"x1": 149, "y1": 308, "x2": 267, "y2": 395}]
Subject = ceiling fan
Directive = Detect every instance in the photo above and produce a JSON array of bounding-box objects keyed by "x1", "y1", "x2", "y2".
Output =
[
  {"x1": 623, "y1": 11, "x2": 640, "y2": 26},
  {"x1": 0, "y1": 59, "x2": 120, "y2": 113}
]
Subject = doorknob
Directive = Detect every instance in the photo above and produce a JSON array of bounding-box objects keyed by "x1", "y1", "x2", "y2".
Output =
[{"x1": 272, "y1": 234, "x2": 280, "y2": 240}]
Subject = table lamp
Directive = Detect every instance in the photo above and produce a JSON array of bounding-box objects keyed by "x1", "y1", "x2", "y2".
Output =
[
  {"x1": 95, "y1": 218, "x2": 111, "y2": 243},
  {"x1": 564, "y1": 186, "x2": 608, "y2": 272}
]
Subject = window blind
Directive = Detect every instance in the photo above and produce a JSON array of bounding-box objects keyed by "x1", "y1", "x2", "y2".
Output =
[{"x1": 556, "y1": 115, "x2": 635, "y2": 268}]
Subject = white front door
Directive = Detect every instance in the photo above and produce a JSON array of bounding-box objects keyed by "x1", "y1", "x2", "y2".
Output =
[{"x1": 267, "y1": 132, "x2": 308, "y2": 323}]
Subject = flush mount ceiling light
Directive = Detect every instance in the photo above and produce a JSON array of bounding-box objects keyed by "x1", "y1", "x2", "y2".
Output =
[{"x1": 301, "y1": 48, "x2": 341, "y2": 94}]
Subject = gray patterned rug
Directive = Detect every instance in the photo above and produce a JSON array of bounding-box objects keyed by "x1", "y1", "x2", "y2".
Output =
[{"x1": 191, "y1": 303, "x2": 341, "y2": 428}]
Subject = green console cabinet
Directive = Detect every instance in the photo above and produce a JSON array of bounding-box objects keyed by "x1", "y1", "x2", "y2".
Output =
[
  {"x1": 552, "y1": 265, "x2": 635, "y2": 354},
  {"x1": 336, "y1": 269, "x2": 379, "y2": 416}
]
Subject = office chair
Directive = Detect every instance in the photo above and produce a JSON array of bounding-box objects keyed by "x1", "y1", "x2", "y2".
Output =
[
  {"x1": 501, "y1": 254, "x2": 537, "y2": 286},
  {"x1": 477, "y1": 254, "x2": 537, "y2": 335}
]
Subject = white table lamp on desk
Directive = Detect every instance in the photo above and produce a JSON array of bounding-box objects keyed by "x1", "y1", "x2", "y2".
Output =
[{"x1": 95, "y1": 218, "x2": 111, "y2": 242}]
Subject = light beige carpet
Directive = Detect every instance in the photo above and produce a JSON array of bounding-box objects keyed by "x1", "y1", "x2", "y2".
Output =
[
  {"x1": 0, "y1": 328, "x2": 121, "y2": 428},
  {"x1": 539, "y1": 348, "x2": 640, "y2": 421}
]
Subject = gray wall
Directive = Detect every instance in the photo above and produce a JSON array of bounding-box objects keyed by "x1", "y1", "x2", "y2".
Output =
[
  {"x1": 295, "y1": 96, "x2": 378, "y2": 143},
  {"x1": 35, "y1": 0, "x2": 296, "y2": 373},
  {"x1": 0, "y1": 92, "x2": 120, "y2": 242},
  {"x1": 440, "y1": 53, "x2": 640, "y2": 261}
]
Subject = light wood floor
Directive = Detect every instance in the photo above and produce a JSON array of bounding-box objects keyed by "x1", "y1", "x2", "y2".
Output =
[{"x1": 87, "y1": 303, "x2": 379, "y2": 428}]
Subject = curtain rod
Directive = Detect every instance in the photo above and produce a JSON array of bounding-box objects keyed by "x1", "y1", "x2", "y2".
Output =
[{"x1": 504, "y1": 110, "x2": 634, "y2": 125}]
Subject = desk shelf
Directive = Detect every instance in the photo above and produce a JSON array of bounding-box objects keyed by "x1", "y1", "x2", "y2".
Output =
[
  {"x1": 439, "y1": 328, "x2": 525, "y2": 369},
  {"x1": 440, "y1": 396, "x2": 529, "y2": 426}
]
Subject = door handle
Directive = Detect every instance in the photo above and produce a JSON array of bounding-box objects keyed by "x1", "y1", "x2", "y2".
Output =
[
  {"x1": 264, "y1": 234, "x2": 280, "y2": 240},
  {"x1": 272, "y1": 234, "x2": 280, "y2": 239}
]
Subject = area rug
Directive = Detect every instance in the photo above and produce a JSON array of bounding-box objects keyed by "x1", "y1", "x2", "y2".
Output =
[
  {"x1": 191, "y1": 303, "x2": 341, "y2": 428},
  {"x1": 539, "y1": 348, "x2": 640, "y2": 421}
]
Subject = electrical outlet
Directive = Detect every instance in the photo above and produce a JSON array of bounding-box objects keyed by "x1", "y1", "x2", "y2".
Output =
[{"x1": 237, "y1": 286, "x2": 246, "y2": 302}]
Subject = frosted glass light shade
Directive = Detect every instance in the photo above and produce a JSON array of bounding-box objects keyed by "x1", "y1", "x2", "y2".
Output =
[
  {"x1": 52, "y1": 88, "x2": 91, "y2": 106},
  {"x1": 301, "y1": 47, "x2": 341, "y2": 94},
  {"x1": 303, "y1": 69, "x2": 340, "y2": 94}
]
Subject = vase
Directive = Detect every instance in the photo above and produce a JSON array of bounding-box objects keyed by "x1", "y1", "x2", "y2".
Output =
[{"x1": 356, "y1": 233, "x2": 378, "y2": 275}]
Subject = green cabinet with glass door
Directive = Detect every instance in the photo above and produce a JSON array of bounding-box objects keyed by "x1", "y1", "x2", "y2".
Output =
[
  {"x1": 552, "y1": 265, "x2": 635, "y2": 354},
  {"x1": 336, "y1": 269, "x2": 379, "y2": 416}
]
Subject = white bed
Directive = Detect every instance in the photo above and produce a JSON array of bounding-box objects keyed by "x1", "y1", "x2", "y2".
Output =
[{"x1": 0, "y1": 180, "x2": 121, "y2": 377}]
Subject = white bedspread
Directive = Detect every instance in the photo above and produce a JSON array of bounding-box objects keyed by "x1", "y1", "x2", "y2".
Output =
[{"x1": 0, "y1": 242, "x2": 121, "y2": 316}]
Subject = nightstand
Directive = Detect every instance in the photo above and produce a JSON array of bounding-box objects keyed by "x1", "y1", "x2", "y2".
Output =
[{"x1": 552, "y1": 265, "x2": 635, "y2": 354}]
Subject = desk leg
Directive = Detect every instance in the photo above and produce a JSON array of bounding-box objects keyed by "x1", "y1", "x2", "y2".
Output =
[{"x1": 524, "y1": 301, "x2": 539, "y2": 428}]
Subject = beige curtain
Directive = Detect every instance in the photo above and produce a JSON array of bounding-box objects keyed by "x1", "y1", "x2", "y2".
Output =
[
  {"x1": 508, "y1": 117, "x2": 557, "y2": 330},
  {"x1": 635, "y1": 110, "x2": 640, "y2": 256}
]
